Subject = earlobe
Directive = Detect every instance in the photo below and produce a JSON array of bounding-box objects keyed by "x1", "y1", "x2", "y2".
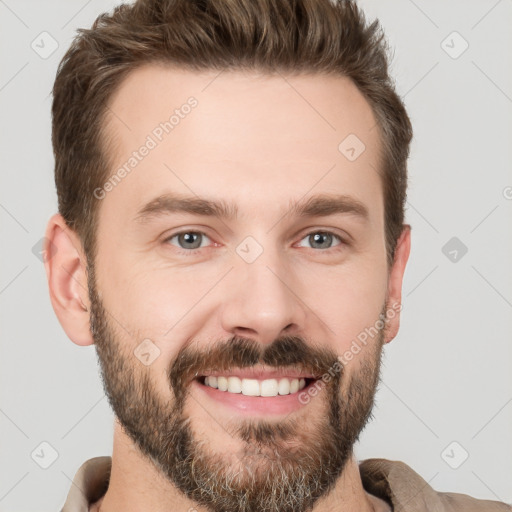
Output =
[
  {"x1": 44, "y1": 213, "x2": 94, "y2": 346},
  {"x1": 383, "y1": 224, "x2": 411, "y2": 344}
]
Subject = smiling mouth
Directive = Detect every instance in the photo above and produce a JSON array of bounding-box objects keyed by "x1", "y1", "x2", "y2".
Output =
[{"x1": 195, "y1": 375, "x2": 318, "y2": 397}]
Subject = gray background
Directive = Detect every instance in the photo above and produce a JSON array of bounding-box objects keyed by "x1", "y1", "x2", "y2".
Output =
[{"x1": 1, "y1": 0, "x2": 511, "y2": 510}]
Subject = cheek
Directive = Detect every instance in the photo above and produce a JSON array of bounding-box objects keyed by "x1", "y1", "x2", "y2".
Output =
[
  {"x1": 96, "y1": 246, "x2": 203, "y2": 332},
  {"x1": 95, "y1": 261, "x2": 217, "y2": 385},
  {"x1": 307, "y1": 261, "x2": 388, "y2": 349}
]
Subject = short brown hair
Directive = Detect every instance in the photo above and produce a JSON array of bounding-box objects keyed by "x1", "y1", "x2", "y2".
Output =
[{"x1": 52, "y1": 0, "x2": 412, "y2": 267}]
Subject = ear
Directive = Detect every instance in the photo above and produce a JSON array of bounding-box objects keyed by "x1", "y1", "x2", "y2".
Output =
[
  {"x1": 383, "y1": 224, "x2": 411, "y2": 344},
  {"x1": 43, "y1": 213, "x2": 94, "y2": 346}
]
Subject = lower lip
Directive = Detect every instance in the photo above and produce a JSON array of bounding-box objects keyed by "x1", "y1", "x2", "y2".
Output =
[{"x1": 192, "y1": 378, "x2": 318, "y2": 416}]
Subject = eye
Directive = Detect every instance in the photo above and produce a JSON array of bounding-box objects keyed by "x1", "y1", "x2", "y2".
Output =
[
  {"x1": 162, "y1": 229, "x2": 346, "y2": 256},
  {"x1": 164, "y1": 231, "x2": 212, "y2": 252},
  {"x1": 296, "y1": 231, "x2": 345, "y2": 251}
]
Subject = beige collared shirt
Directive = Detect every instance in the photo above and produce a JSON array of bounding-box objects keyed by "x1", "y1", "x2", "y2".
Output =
[{"x1": 61, "y1": 456, "x2": 511, "y2": 511}]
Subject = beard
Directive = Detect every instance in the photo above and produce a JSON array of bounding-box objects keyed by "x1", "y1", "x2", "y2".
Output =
[{"x1": 88, "y1": 272, "x2": 386, "y2": 512}]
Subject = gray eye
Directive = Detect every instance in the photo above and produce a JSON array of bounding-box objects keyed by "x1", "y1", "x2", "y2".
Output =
[
  {"x1": 168, "y1": 231, "x2": 209, "y2": 250},
  {"x1": 298, "y1": 232, "x2": 342, "y2": 250}
]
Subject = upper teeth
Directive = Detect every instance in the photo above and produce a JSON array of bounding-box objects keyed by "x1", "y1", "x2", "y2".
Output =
[{"x1": 204, "y1": 376, "x2": 307, "y2": 397}]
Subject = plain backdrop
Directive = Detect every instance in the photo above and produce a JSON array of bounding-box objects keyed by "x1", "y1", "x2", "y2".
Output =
[{"x1": 1, "y1": 0, "x2": 511, "y2": 510}]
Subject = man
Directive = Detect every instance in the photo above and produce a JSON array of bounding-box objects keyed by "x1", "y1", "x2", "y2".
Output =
[{"x1": 44, "y1": 0, "x2": 510, "y2": 511}]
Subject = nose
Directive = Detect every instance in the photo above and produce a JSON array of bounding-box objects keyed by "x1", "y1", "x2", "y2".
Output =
[{"x1": 219, "y1": 247, "x2": 307, "y2": 345}]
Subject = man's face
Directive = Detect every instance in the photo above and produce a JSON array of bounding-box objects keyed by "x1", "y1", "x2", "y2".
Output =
[{"x1": 90, "y1": 65, "x2": 394, "y2": 512}]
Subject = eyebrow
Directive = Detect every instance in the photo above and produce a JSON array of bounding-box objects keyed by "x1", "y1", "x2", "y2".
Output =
[{"x1": 134, "y1": 192, "x2": 369, "y2": 223}]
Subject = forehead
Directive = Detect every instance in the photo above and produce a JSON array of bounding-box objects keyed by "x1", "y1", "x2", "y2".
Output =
[{"x1": 100, "y1": 64, "x2": 383, "y2": 226}]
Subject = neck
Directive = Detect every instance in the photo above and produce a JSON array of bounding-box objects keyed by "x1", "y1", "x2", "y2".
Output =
[{"x1": 92, "y1": 421, "x2": 388, "y2": 512}]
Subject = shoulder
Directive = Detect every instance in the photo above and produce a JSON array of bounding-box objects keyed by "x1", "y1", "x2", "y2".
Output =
[
  {"x1": 61, "y1": 456, "x2": 112, "y2": 512},
  {"x1": 359, "y1": 458, "x2": 511, "y2": 512}
]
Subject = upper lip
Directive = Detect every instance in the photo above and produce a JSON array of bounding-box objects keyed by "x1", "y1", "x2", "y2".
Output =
[{"x1": 198, "y1": 366, "x2": 318, "y2": 380}]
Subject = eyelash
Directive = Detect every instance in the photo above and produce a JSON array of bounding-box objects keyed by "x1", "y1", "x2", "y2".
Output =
[{"x1": 163, "y1": 230, "x2": 347, "y2": 256}]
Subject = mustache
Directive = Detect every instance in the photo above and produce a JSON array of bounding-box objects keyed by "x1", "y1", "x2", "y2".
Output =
[{"x1": 169, "y1": 335, "x2": 343, "y2": 404}]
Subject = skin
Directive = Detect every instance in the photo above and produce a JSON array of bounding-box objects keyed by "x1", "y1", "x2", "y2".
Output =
[{"x1": 45, "y1": 65, "x2": 410, "y2": 512}]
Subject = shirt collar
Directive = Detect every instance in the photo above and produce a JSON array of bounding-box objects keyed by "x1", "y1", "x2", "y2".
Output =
[{"x1": 61, "y1": 456, "x2": 441, "y2": 511}]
